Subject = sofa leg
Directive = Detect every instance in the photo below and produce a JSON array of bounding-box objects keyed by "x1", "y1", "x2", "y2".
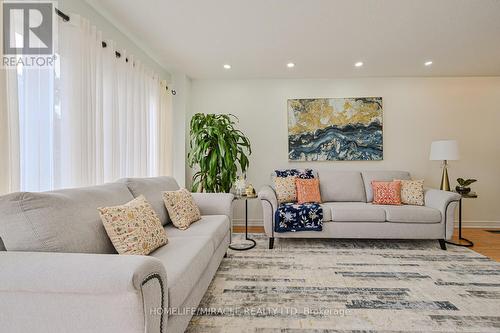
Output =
[
  {"x1": 269, "y1": 237, "x2": 274, "y2": 249},
  {"x1": 438, "y1": 239, "x2": 447, "y2": 250}
]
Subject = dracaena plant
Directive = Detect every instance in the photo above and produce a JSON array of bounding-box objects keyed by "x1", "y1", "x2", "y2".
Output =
[
  {"x1": 188, "y1": 113, "x2": 251, "y2": 193},
  {"x1": 457, "y1": 178, "x2": 477, "y2": 187}
]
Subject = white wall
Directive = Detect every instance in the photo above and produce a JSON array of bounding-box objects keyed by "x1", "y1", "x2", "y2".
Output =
[{"x1": 189, "y1": 77, "x2": 500, "y2": 227}]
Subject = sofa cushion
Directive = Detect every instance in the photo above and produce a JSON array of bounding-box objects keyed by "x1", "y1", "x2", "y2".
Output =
[
  {"x1": 0, "y1": 183, "x2": 134, "y2": 253},
  {"x1": 371, "y1": 181, "x2": 402, "y2": 205},
  {"x1": 362, "y1": 171, "x2": 411, "y2": 202},
  {"x1": 274, "y1": 176, "x2": 297, "y2": 204},
  {"x1": 296, "y1": 178, "x2": 322, "y2": 204},
  {"x1": 162, "y1": 188, "x2": 201, "y2": 230},
  {"x1": 328, "y1": 202, "x2": 386, "y2": 222},
  {"x1": 382, "y1": 205, "x2": 441, "y2": 223},
  {"x1": 165, "y1": 215, "x2": 229, "y2": 251},
  {"x1": 318, "y1": 171, "x2": 366, "y2": 202},
  {"x1": 117, "y1": 177, "x2": 179, "y2": 226},
  {"x1": 398, "y1": 179, "x2": 425, "y2": 206},
  {"x1": 98, "y1": 195, "x2": 167, "y2": 255},
  {"x1": 150, "y1": 235, "x2": 213, "y2": 309},
  {"x1": 270, "y1": 169, "x2": 318, "y2": 189}
]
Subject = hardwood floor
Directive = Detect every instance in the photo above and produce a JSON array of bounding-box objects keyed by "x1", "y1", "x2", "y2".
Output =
[
  {"x1": 232, "y1": 226, "x2": 500, "y2": 262},
  {"x1": 450, "y1": 228, "x2": 500, "y2": 262}
]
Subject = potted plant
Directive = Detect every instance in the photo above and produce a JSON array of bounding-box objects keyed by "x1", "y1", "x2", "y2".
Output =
[
  {"x1": 456, "y1": 178, "x2": 477, "y2": 195},
  {"x1": 188, "y1": 113, "x2": 251, "y2": 193}
]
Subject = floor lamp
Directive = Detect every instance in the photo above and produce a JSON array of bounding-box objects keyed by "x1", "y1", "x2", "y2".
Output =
[{"x1": 429, "y1": 140, "x2": 460, "y2": 191}]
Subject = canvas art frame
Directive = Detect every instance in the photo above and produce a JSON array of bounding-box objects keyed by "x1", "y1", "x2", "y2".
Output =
[{"x1": 287, "y1": 97, "x2": 383, "y2": 161}]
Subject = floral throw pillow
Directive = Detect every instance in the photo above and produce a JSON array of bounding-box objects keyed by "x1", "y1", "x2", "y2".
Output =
[
  {"x1": 98, "y1": 195, "x2": 167, "y2": 255},
  {"x1": 296, "y1": 178, "x2": 322, "y2": 204},
  {"x1": 396, "y1": 179, "x2": 425, "y2": 206},
  {"x1": 274, "y1": 176, "x2": 297, "y2": 204},
  {"x1": 371, "y1": 181, "x2": 402, "y2": 205},
  {"x1": 162, "y1": 188, "x2": 201, "y2": 230}
]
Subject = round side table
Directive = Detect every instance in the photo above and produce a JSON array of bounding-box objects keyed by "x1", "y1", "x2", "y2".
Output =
[{"x1": 229, "y1": 195, "x2": 257, "y2": 251}]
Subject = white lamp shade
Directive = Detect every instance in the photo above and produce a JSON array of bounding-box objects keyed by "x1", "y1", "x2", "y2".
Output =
[{"x1": 429, "y1": 140, "x2": 460, "y2": 161}]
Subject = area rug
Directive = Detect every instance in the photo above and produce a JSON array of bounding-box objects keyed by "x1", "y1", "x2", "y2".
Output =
[{"x1": 187, "y1": 234, "x2": 500, "y2": 332}]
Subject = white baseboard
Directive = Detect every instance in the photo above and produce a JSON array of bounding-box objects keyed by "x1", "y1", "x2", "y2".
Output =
[
  {"x1": 232, "y1": 219, "x2": 500, "y2": 228},
  {"x1": 232, "y1": 219, "x2": 263, "y2": 227},
  {"x1": 456, "y1": 221, "x2": 500, "y2": 228}
]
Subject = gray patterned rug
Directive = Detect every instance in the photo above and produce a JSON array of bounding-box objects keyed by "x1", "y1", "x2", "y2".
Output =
[{"x1": 187, "y1": 234, "x2": 500, "y2": 332}]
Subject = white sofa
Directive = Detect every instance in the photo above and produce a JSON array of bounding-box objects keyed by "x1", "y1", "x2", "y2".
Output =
[
  {"x1": 259, "y1": 170, "x2": 461, "y2": 250},
  {"x1": 0, "y1": 177, "x2": 234, "y2": 333}
]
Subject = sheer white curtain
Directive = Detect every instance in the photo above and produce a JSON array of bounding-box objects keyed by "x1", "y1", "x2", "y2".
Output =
[
  {"x1": 0, "y1": 67, "x2": 20, "y2": 194},
  {"x1": 0, "y1": 1, "x2": 20, "y2": 194},
  {"x1": 4, "y1": 14, "x2": 172, "y2": 192},
  {"x1": 56, "y1": 14, "x2": 172, "y2": 188}
]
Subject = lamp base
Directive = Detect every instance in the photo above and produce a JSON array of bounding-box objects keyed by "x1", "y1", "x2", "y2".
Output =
[{"x1": 440, "y1": 160, "x2": 450, "y2": 191}]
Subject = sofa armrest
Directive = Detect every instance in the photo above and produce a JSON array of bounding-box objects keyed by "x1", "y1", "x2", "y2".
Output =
[
  {"x1": 191, "y1": 192, "x2": 234, "y2": 219},
  {"x1": 258, "y1": 185, "x2": 278, "y2": 237},
  {"x1": 0, "y1": 252, "x2": 167, "y2": 333},
  {"x1": 424, "y1": 189, "x2": 461, "y2": 239}
]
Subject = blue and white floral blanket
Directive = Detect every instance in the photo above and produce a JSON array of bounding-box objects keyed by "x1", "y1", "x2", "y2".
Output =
[{"x1": 274, "y1": 202, "x2": 323, "y2": 233}]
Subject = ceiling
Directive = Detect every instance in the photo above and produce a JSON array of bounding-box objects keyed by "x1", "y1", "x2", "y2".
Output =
[{"x1": 88, "y1": 0, "x2": 500, "y2": 79}]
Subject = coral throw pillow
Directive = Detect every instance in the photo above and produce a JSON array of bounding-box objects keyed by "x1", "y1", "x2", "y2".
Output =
[
  {"x1": 371, "y1": 181, "x2": 402, "y2": 205},
  {"x1": 274, "y1": 176, "x2": 297, "y2": 204},
  {"x1": 98, "y1": 195, "x2": 167, "y2": 255},
  {"x1": 396, "y1": 179, "x2": 425, "y2": 206},
  {"x1": 162, "y1": 188, "x2": 201, "y2": 230},
  {"x1": 296, "y1": 178, "x2": 322, "y2": 204}
]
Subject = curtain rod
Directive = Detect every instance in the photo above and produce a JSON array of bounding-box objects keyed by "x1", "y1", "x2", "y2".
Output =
[{"x1": 55, "y1": 7, "x2": 173, "y2": 94}]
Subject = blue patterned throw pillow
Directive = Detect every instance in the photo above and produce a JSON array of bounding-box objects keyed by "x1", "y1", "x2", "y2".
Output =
[{"x1": 274, "y1": 169, "x2": 314, "y2": 179}]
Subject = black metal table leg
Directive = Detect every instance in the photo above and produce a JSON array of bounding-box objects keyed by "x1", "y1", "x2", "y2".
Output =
[
  {"x1": 446, "y1": 198, "x2": 474, "y2": 247},
  {"x1": 229, "y1": 197, "x2": 256, "y2": 251}
]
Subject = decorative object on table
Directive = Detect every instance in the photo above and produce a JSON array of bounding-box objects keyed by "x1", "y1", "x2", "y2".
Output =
[
  {"x1": 245, "y1": 184, "x2": 256, "y2": 197},
  {"x1": 295, "y1": 178, "x2": 322, "y2": 204},
  {"x1": 371, "y1": 180, "x2": 402, "y2": 205},
  {"x1": 229, "y1": 196, "x2": 257, "y2": 251},
  {"x1": 234, "y1": 175, "x2": 247, "y2": 196},
  {"x1": 287, "y1": 97, "x2": 383, "y2": 161},
  {"x1": 396, "y1": 179, "x2": 425, "y2": 206},
  {"x1": 446, "y1": 192, "x2": 477, "y2": 247},
  {"x1": 188, "y1": 113, "x2": 251, "y2": 193},
  {"x1": 455, "y1": 178, "x2": 477, "y2": 195},
  {"x1": 429, "y1": 140, "x2": 460, "y2": 191}
]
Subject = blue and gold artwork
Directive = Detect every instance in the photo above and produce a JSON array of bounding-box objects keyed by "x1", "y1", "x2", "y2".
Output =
[{"x1": 288, "y1": 97, "x2": 383, "y2": 161}]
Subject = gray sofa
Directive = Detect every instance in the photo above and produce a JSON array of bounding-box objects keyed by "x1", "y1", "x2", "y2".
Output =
[
  {"x1": 0, "y1": 176, "x2": 234, "y2": 333},
  {"x1": 259, "y1": 170, "x2": 461, "y2": 250}
]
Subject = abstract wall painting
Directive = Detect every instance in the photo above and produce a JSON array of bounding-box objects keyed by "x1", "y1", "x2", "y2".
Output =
[{"x1": 288, "y1": 97, "x2": 383, "y2": 161}]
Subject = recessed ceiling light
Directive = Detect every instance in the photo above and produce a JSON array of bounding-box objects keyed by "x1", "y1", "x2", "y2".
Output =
[
  {"x1": 287, "y1": 62, "x2": 295, "y2": 68},
  {"x1": 223, "y1": 64, "x2": 231, "y2": 69},
  {"x1": 354, "y1": 61, "x2": 364, "y2": 67},
  {"x1": 424, "y1": 61, "x2": 433, "y2": 66}
]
